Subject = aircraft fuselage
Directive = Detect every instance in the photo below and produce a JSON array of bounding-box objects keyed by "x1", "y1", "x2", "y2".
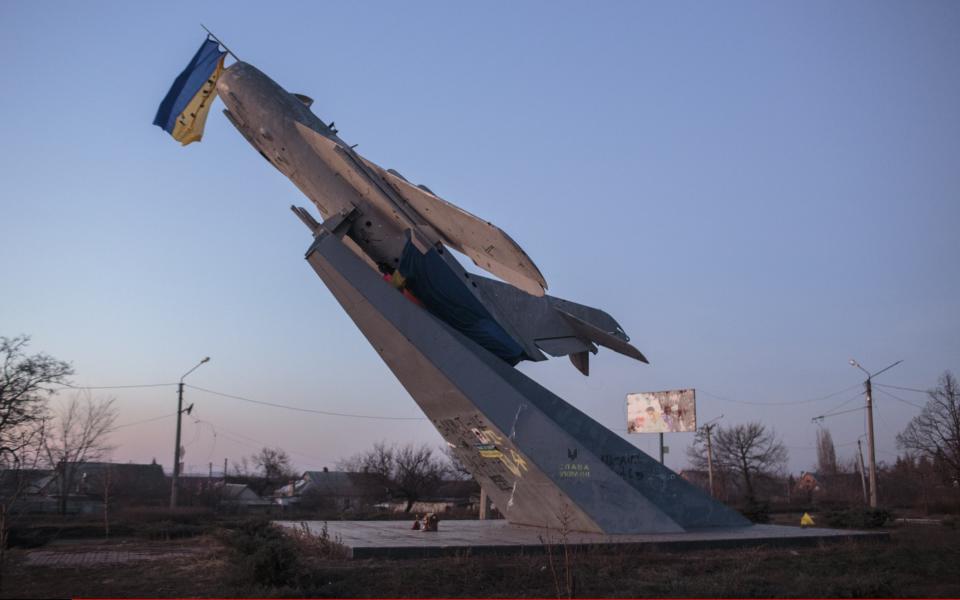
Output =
[
  {"x1": 217, "y1": 62, "x2": 409, "y2": 271},
  {"x1": 214, "y1": 60, "x2": 647, "y2": 373}
]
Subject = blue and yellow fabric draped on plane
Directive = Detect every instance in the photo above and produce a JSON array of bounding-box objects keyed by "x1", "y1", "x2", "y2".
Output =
[{"x1": 153, "y1": 38, "x2": 227, "y2": 145}]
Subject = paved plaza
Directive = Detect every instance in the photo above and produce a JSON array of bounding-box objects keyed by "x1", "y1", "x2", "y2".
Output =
[{"x1": 277, "y1": 519, "x2": 888, "y2": 559}]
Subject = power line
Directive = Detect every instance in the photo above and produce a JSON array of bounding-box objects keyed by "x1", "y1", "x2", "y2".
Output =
[
  {"x1": 785, "y1": 438, "x2": 860, "y2": 450},
  {"x1": 56, "y1": 382, "x2": 177, "y2": 390},
  {"x1": 213, "y1": 422, "x2": 335, "y2": 465},
  {"x1": 837, "y1": 438, "x2": 864, "y2": 448},
  {"x1": 186, "y1": 418, "x2": 218, "y2": 464},
  {"x1": 114, "y1": 412, "x2": 177, "y2": 429},
  {"x1": 184, "y1": 384, "x2": 427, "y2": 421},
  {"x1": 55, "y1": 381, "x2": 427, "y2": 419},
  {"x1": 699, "y1": 382, "x2": 862, "y2": 407},
  {"x1": 813, "y1": 406, "x2": 866, "y2": 421},
  {"x1": 874, "y1": 387, "x2": 925, "y2": 410},
  {"x1": 875, "y1": 383, "x2": 929, "y2": 394},
  {"x1": 817, "y1": 392, "x2": 865, "y2": 418},
  {"x1": 186, "y1": 412, "x2": 325, "y2": 462}
]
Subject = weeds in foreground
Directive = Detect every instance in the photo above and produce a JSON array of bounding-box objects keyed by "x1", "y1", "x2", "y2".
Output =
[
  {"x1": 538, "y1": 505, "x2": 577, "y2": 598},
  {"x1": 223, "y1": 520, "x2": 302, "y2": 588},
  {"x1": 220, "y1": 519, "x2": 352, "y2": 595},
  {"x1": 288, "y1": 521, "x2": 349, "y2": 560}
]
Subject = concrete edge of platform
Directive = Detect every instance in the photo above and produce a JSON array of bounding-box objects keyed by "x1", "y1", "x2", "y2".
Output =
[
  {"x1": 352, "y1": 533, "x2": 888, "y2": 559},
  {"x1": 283, "y1": 523, "x2": 890, "y2": 560}
]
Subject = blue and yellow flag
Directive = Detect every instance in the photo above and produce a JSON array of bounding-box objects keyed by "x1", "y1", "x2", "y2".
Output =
[{"x1": 153, "y1": 39, "x2": 227, "y2": 145}]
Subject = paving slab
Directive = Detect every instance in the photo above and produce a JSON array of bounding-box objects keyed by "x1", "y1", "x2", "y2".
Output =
[
  {"x1": 24, "y1": 548, "x2": 196, "y2": 567},
  {"x1": 276, "y1": 519, "x2": 888, "y2": 559}
]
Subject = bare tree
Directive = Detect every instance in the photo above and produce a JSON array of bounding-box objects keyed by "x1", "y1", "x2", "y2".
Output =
[
  {"x1": 42, "y1": 393, "x2": 117, "y2": 515},
  {"x1": 0, "y1": 336, "x2": 72, "y2": 469},
  {"x1": 0, "y1": 426, "x2": 48, "y2": 592},
  {"x1": 394, "y1": 444, "x2": 446, "y2": 512},
  {"x1": 339, "y1": 441, "x2": 394, "y2": 480},
  {"x1": 340, "y1": 441, "x2": 450, "y2": 512},
  {"x1": 690, "y1": 422, "x2": 787, "y2": 504},
  {"x1": 251, "y1": 447, "x2": 295, "y2": 484},
  {"x1": 0, "y1": 336, "x2": 72, "y2": 589},
  {"x1": 443, "y1": 446, "x2": 473, "y2": 481},
  {"x1": 816, "y1": 427, "x2": 838, "y2": 474},
  {"x1": 897, "y1": 371, "x2": 960, "y2": 484},
  {"x1": 231, "y1": 456, "x2": 252, "y2": 477}
]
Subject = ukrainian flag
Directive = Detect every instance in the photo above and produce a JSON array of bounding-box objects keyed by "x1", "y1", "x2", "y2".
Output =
[{"x1": 153, "y1": 38, "x2": 227, "y2": 145}]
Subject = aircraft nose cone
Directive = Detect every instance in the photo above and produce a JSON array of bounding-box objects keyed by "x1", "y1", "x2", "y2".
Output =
[
  {"x1": 216, "y1": 60, "x2": 248, "y2": 105},
  {"x1": 218, "y1": 63, "x2": 263, "y2": 125},
  {"x1": 217, "y1": 61, "x2": 275, "y2": 118}
]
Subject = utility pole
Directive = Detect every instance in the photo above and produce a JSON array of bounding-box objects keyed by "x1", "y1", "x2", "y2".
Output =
[
  {"x1": 170, "y1": 356, "x2": 210, "y2": 509},
  {"x1": 700, "y1": 415, "x2": 722, "y2": 498},
  {"x1": 864, "y1": 377, "x2": 878, "y2": 508},
  {"x1": 850, "y1": 358, "x2": 902, "y2": 509},
  {"x1": 223, "y1": 457, "x2": 228, "y2": 480},
  {"x1": 171, "y1": 382, "x2": 185, "y2": 509},
  {"x1": 856, "y1": 439, "x2": 868, "y2": 505}
]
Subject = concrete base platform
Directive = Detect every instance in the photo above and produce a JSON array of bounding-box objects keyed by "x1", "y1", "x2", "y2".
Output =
[{"x1": 277, "y1": 519, "x2": 888, "y2": 559}]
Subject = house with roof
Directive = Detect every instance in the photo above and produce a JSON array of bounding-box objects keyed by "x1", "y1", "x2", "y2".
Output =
[
  {"x1": 218, "y1": 482, "x2": 273, "y2": 511},
  {"x1": 0, "y1": 469, "x2": 57, "y2": 513},
  {"x1": 274, "y1": 468, "x2": 390, "y2": 511},
  {"x1": 376, "y1": 480, "x2": 481, "y2": 514},
  {"x1": 42, "y1": 461, "x2": 168, "y2": 513}
]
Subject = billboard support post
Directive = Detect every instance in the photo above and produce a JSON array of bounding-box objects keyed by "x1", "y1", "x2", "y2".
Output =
[
  {"x1": 705, "y1": 423, "x2": 716, "y2": 498},
  {"x1": 659, "y1": 433, "x2": 665, "y2": 464}
]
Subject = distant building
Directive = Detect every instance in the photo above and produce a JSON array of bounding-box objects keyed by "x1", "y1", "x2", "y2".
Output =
[
  {"x1": 377, "y1": 480, "x2": 481, "y2": 514},
  {"x1": 218, "y1": 482, "x2": 272, "y2": 511},
  {"x1": 2, "y1": 461, "x2": 168, "y2": 514},
  {"x1": 55, "y1": 461, "x2": 168, "y2": 512},
  {"x1": 0, "y1": 469, "x2": 57, "y2": 513},
  {"x1": 274, "y1": 468, "x2": 390, "y2": 510}
]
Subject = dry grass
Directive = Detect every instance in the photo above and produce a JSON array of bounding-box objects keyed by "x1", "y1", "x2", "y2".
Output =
[
  {"x1": 0, "y1": 536, "x2": 228, "y2": 599},
  {"x1": 1, "y1": 523, "x2": 958, "y2": 598}
]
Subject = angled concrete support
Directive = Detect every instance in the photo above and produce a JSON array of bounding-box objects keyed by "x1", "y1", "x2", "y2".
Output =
[{"x1": 305, "y1": 231, "x2": 751, "y2": 534}]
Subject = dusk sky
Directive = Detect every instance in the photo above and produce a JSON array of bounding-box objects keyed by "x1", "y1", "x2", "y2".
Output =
[{"x1": 1, "y1": 1, "x2": 957, "y2": 476}]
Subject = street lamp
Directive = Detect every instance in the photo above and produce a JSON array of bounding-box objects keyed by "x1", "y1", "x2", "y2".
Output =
[
  {"x1": 849, "y1": 358, "x2": 901, "y2": 509},
  {"x1": 170, "y1": 356, "x2": 210, "y2": 509}
]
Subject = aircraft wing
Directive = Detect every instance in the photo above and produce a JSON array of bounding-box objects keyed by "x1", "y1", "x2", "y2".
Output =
[
  {"x1": 363, "y1": 160, "x2": 548, "y2": 297},
  {"x1": 294, "y1": 121, "x2": 548, "y2": 296}
]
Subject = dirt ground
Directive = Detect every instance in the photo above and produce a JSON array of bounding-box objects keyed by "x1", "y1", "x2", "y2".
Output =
[
  {"x1": 2, "y1": 523, "x2": 959, "y2": 598},
  {"x1": 1, "y1": 536, "x2": 228, "y2": 598}
]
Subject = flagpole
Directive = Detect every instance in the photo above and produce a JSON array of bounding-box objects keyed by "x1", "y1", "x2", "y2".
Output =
[{"x1": 200, "y1": 24, "x2": 241, "y2": 62}]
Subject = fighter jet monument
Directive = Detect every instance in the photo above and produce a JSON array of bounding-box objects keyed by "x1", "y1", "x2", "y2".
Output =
[{"x1": 154, "y1": 38, "x2": 749, "y2": 533}]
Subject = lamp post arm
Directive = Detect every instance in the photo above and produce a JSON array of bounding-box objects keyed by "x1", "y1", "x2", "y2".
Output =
[
  {"x1": 871, "y1": 360, "x2": 903, "y2": 380},
  {"x1": 180, "y1": 357, "x2": 211, "y2": 383}
]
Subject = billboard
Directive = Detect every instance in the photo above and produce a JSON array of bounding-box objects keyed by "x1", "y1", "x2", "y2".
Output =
[{"x1": 626, "y1": 389, "x2": 696, "y2": 433}]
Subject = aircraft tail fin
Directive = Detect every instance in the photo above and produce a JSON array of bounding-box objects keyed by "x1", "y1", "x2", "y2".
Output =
[{"x1": 468, "y1": 275, "x2": 649, "y2": 374}]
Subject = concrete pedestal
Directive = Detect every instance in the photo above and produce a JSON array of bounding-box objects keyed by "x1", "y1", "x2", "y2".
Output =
[
  {"x1": 278, "y1": 519, "x2": 888, "y2": 559},
  {"x1": 304, "y1": 228, "x2": 749, "y2": 534}
]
